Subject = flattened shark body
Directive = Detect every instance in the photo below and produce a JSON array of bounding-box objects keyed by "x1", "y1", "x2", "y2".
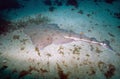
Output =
[
  {"x1": 24, "y1": 24, "x2": 75, "y2": 49},
  {"x1": 23, "y1": 24, "x2": 114, "y2": 51}
]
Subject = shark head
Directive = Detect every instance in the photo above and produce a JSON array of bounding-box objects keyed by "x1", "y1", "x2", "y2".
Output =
[{"x1": 100, "y1": 40, "x2": 114, "y2": 51}]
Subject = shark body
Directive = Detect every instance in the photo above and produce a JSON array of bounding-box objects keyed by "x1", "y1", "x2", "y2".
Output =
[{"x1": 24, "y1": 24, "x2": 114, "y2": 51}]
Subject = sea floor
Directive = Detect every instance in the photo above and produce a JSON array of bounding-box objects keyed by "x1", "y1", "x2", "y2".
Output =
[{"x1": 0, "y1": 0, "x2": 120, "y2": 79}]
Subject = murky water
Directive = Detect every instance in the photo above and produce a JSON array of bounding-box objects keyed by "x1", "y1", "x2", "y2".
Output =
[{"x1": 0, "y1": 0, "x2": 120, "y2": 79}]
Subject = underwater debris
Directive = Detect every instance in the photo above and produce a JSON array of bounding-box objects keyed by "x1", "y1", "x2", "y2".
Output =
[
  {"x1": 108, "y1": 32, "x2": 115, "y2": 37},
  {"x1": 57, "y1": 63, "x2": 69, "y2": 79},
  {"x1": 86, "y1": 54, "x2": 90, "y2": 57},
  {"x1": 88, "y1": 29, "x2": 92, "y2": 32},
  {"x1": 66, "y1": 0, "x2": 78, "y2": 8},
  {"x1": 46, "y1": 53, "x2": 51, "y2": 57},
  {"x1": 13, "y1": 35, "x2": 20, "y2": 40},
  {"x1": 104, "y1": 64, "x2": 116, "y2": 79},
  {"x1": 87, "y1": 14, "x2": 91, "y2": 17},
  {"x1": 20, "y1": 47, "x2": 25, "y2": 50}
]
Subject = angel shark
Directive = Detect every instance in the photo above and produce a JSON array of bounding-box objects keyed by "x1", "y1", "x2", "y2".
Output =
[{"x1": 23, "y1": 23, "x2": 114, "y2": 51}]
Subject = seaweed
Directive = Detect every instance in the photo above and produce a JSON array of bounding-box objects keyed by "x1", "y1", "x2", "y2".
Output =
[
  {"x1": 40, "y1": 68, "x2": 48, "y2": 74},
  {"x1": 43, "y1": 0, "x2": 52, "y2": 6},
  {"x1": 73, "y1": 46, "x2": 81, "y2": 54},
  {"x1": 49, "y1": 6, "x2": 55, "y2": 12},
  {"x1": 46, "y1": 53, "x2": 51, "y2": 57},
  {"x1": 11, "y1": 14, "x2": 50, "y2": 28},
  {"x1": 0, "y1": 17, "x2": 11, "y2": 35},
  {"x1": 58, "y1": 46, "x2": 64, "y2": 55},
  {"x1": 87, "y1": 67, "x2": 96, "y2": 76},
  {"x1": 98, "y1": 61, "x2": 106, "y2": 72},
  {"x1": 18, "y1": 66, "x2": 39, "y2": 78},
  {"x1": 20, "y1": 47, "x2": 25, "y2": 50},
  {"x1": 104, "y1": 64, "x2": 116, "y2": 79},
  {"x1": 18, "y1": 70, "x2": 30, "y2": 78},
  {"x1": 0, "y1": 65, "x2": 8, "y2": 72},
  {"x1": 20, "y1": 39, "x2": 28, "y2": 44},
  {"x1": 114, "y1": 12, "x2": 120, "y2": 19},
  {"x1": 95, "y1": 47, "x2": 102, "y2": 53},
  {"x1": 118, "y1": 25, "x2": 120, "y2": 29},
  {"x1": 66, "y1": 0, "x2": 79, "y2": 8},
  {"x1": 57, "y1": 63, "x2": 69, "y2": 79},
  {"x1": 35, "y1": 47, "x2": 40, "y2": 56},
  {"x1": 0, "y1": 0, "x2": 22, "y2": 11},
  {"x1": 104, "y1": 0, "x2": 115, "y2": 4},
  {"x1": 78, "y1": 10, "x2": 83, "y2": 14}
]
